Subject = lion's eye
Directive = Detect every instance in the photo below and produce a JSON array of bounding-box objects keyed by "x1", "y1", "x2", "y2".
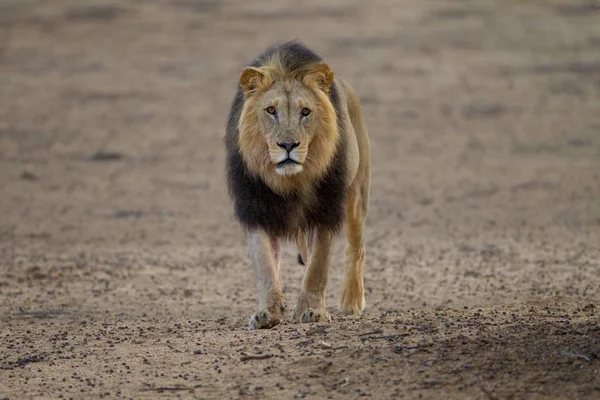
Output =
[
  {"x1": 301, "y1": 107, "x2": 311, "y2": 116},
  {"x1": 265, "y1": 106, "x2": 276, "y2": 115}
]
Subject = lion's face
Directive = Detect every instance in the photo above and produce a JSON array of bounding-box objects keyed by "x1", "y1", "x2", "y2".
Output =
[
  {"x1": 252, "y1": 79, "x2": 320, "y2": 176},
  {"x1": 237, "y1": 62, "x2": 338, "y2": 193}
]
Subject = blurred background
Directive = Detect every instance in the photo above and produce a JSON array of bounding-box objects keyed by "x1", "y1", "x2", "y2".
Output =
[
  {"x1": 1, "y1": 0, "x2": 599, "y2": 320},
  {"x1": 1, "y1": 1, "x2": 600, "y2": 398}
]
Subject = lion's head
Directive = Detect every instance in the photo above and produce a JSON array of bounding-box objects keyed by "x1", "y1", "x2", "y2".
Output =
[{"x1": 237, "y1": 58, "x2": 339, "y2": 194}]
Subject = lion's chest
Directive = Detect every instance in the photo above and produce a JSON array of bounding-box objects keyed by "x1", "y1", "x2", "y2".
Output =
[
  {"x1": 235, "y1": 175, "x2": 347, "y2": 237},
  {"x1": 229, "y1": 131, "x2": 348, "y2": 237}
]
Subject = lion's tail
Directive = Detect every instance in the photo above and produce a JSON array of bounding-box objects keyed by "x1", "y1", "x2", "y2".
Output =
[{"x1": 296, "y1": 229, "x2": 309, "y2": 266}]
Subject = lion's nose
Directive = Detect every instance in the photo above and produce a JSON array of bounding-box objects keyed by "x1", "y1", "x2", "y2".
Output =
[{"x1": 277, "y1": 141, "x2": 300, "y2": 153}]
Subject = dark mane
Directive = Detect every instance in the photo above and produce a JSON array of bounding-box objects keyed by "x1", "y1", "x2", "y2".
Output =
[
  {"x1": 249, "y1": 40, "x2": 324, "y2": 70},
  {"x1": 224, "y1": 41, "x2": 348, "y2": 238}
]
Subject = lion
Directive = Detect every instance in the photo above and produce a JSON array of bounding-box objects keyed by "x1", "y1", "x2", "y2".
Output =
[{"x1": 225, "y1": 41, "x2": 370, "y2": 329}]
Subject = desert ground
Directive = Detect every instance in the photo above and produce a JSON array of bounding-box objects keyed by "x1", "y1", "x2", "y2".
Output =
[{"x1": 1, "y1": 0, "x2": 599, "y2": 399}]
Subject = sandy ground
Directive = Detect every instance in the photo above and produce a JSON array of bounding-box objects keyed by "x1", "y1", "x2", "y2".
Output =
[{"x1": 1, "y1": 0, "x2": 600, "y2": 398}]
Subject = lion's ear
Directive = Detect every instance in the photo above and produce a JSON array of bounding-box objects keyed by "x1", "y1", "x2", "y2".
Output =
[
  {"x1": 240, "y1": 67, "x2": 267, "y2": 95},
  {"x1": 302, "y1": 62, "x2": 334, "y2": 94}
]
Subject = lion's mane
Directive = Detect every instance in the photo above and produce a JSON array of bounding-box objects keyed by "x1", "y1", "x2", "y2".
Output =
[{"x1": 225, "y1": 41, "x2": 348, "y2": 238}]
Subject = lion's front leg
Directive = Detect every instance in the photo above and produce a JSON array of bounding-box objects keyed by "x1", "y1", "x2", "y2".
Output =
[
  {"x1": 247, "y1": 230, "x2": 285, "y2": 330},
  {"x1": 293, "y1": 229, "x2": 332, "y2": 324},
  {"x1": 339, "y1": 186, "x2": 367, "y2": 315}
]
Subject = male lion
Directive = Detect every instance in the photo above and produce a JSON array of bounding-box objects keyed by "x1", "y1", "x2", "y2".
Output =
[{"x1": 225, "y1": 41, "x2": 370, "y2": 329}]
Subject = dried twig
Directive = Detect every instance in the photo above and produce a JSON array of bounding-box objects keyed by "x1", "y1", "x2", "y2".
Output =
[
  {"x1": 358, "y1": 328, "x2": 383, "y2": 337},
  {"x1": 561, "y1": 350, "x2": 592, "y2": 362},
  {"x1": 361, "y1": 333, "x2": 410, "y2": 341},
  {"x1": 240, "y1": 354, "x2": 274, "y2": 362},
  {"x1": 142, "y1": 385, "x2": 200, "y2": 392}
]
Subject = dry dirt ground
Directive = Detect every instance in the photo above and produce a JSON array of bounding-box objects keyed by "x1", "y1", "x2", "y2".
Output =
[{"x1": 1, "y1": 0, "x2": 600, "y2": 399}]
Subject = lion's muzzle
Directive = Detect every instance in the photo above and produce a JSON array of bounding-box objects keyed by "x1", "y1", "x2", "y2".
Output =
[
  {"x1": 276, "y1": 141, "x2": 300, "y2": 153},
  {"x1": 273, "y1": 141, "x2": 304, "y2": 176}
]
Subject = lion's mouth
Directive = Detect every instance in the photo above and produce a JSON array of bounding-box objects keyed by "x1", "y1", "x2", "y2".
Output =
[{"x1": 276, "y1": 158, "x2": 302, "y2": 168}]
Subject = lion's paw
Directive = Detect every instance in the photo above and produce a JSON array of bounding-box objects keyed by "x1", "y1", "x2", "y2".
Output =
[
  {"x1": 339, "y1": 280, "x2": 365, "y2": 316},
  {"x1": 248, "y1": 309, "x2": 282, "y2": 330},
  {"x1": 297, "y1": 308, "x2": 331, "y2": 323},
  {"x1": 292, "y1": 291, "x2": 331, "y2": 324}
]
